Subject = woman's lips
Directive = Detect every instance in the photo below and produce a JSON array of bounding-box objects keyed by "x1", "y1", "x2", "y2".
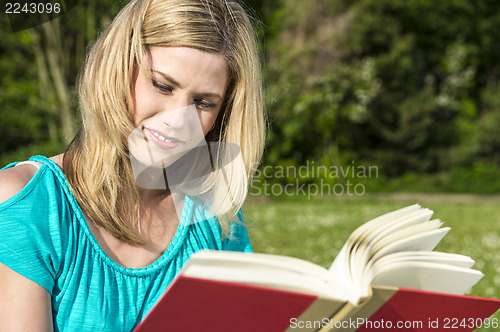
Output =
[{"x1": 143, "y1": 127, "x2": 183, "y2": 149}]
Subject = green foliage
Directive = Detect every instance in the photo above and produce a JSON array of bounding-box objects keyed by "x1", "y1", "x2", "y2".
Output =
[
  {"x1": 0, "y1": 29, "x2": 42, "y2": 155},
  {"x1": 261, "y1": 0, "x2": 500, "y2": 192},
  {"x1": 0, "y1": 0, "x2": 120, "y2": 160},
  {"x1": 0, "y1": 140, "x2": 66, "y2": 168},
  {"x1": 361, "y1": 163, "x2": 500, "y2": 194}
]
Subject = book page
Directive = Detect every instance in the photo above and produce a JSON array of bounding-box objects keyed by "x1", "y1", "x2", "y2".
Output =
[
  {"x1": 328, "y1": 245, "x2": 369, "y2": 303},
  {"x1": 353, "y1": 218, "x2": 444, "y2": 290},
  {"x1": 370, "y1": 227, "x2": 450, "y2": 260},
  {"x1": 342, "y1": 206, "x2": 431, "y2": 282},
  {"x1": 373, "y1": 251, "x2": 476, "y2": 270},
  {"x1": 182, "y1": 251, "x2": 356, "y2": 301},
  {"x1": 369, "y1": 219, "x2": 443, "y2": 253},
  {"x1": 328, "y1": 205, "x2": 481, "y2": 301},
  {"x1": 329, "y1": 206, "x2": 442, "y2": 291},
  {"x1": 371, "y1": 262, "x2": 484, "y2": 294}
]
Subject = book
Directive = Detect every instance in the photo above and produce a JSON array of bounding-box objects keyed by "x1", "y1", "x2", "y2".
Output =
[{"x1": 133, "y1": 204, "x2": 500, "y2": 332}]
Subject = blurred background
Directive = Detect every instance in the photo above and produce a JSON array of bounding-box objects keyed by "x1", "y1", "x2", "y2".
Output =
[
  {"x1": 1, "y1": 0, "x2": 500, "y2": 193},
  {"x1": 1, "y1": 0, "x2": 499, "y2": 306}
]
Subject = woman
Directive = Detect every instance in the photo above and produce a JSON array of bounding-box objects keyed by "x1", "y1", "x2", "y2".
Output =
[{"x1": 0, "y1": 0, "x2": 265, "y2": 330}]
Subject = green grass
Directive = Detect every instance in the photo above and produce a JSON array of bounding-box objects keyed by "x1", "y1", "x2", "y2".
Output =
[{"x1": 243, "y1": 194, "x2": 500, "y2": 330}]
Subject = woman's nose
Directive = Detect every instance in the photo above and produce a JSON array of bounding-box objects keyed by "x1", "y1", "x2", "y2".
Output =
[
  {"x1": 163, "y1": 97, "x2": 192, "y2": 129},
  {"x1": 164, "y1": 106, "x2": 187, "y2": 129}
]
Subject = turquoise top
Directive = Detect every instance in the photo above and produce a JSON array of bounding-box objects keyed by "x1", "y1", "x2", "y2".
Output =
[{"x1": 0, "y1": 155, "x2": 252, "y2": 331}]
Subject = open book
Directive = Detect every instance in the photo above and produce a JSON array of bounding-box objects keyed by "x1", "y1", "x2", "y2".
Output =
[{"x1": 134, "y1": 204, "x2": 500, "y2": 332}]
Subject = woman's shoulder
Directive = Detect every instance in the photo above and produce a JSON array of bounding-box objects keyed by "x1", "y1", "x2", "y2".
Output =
[
  {"x1": 0, "y1": 162, "x2": 40, "y2": 204},
  {"x1": 0, "y1": 154, "x2": 65, "y2": 205},
  {"x1": 0, "y1": 155, "x2": 75, "y2": 296}
]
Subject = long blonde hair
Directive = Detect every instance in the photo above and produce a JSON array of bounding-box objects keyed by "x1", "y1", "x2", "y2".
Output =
[{"x1": 64, "y1": 0, "x2": 265, "y2": 244}]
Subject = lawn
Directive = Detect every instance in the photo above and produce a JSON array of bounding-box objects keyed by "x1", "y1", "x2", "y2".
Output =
[{"x1": 243, "y1": 194, "x2": 500, "y2": 330}]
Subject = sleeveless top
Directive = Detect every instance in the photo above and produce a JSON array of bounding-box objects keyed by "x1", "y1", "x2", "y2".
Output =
[{"x1": 0, "y1": 155, "x2": 252, "y2": 331}]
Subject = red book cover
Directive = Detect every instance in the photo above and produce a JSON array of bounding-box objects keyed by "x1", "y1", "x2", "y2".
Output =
[
  {"x1": 133, "y1": 276, "x2": 318, "y2": 332},
  {"x1": 358, "y1": 288, "x2": 500, "y2": 332},
  {"x1": 134, "y1": 277, "x2": 500, "y2": 332}
]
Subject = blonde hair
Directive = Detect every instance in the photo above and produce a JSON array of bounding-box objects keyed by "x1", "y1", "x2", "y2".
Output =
[{"x1": 64, "y1": 0, "x2": 265, "y2": 244}]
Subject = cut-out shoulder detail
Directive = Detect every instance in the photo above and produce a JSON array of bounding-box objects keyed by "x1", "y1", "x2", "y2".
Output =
[
  {"x1": 16, "y1": 161, "x2": 42, "y2": 169},
  {"x1": 0, "y1": 164, "x2": 40, "y2": 204}
]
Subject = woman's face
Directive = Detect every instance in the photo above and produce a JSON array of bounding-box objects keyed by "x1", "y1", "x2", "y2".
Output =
[{"x1": 128, "y1": 46, "x2": 229, "y2": 168}]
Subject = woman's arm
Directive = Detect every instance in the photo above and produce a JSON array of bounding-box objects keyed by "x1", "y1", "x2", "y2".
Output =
[
  {"x1": 0, "y1": 164, "x2": 54, "y2": 331},
  {"x1": 0, "y1": 262, "x2": 54, "y2": 331}
]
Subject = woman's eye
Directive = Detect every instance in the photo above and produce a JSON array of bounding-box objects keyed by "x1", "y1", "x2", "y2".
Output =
[
  {"x1": 151, "y1": 80, "x2": 173, "y2": 94},
  {"x1": 195, "y1": 99, "x2": 216, "y2": 110}
]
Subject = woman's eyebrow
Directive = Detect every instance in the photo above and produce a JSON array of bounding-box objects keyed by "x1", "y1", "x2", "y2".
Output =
[
  {"x1": 152, "y1": 70, "x2": 182, "y2": 88},
  {"x1": 152, "y1": 69, "x2": 224, "y2": 101},
  {"x1": 195, "y1": 92, "x2": 224, "y2": 101}
]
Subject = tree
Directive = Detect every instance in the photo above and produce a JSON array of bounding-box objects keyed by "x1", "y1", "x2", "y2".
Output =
[{"x1": 0, "y1": 0, "x2": 119, "y2": 165}]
